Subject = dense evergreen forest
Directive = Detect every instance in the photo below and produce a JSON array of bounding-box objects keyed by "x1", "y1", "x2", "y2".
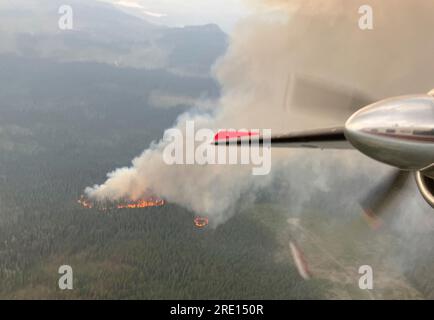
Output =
[
  {"x1": 0, "y1": 55, "x2": 323, "y2": 299},
  {"x1": 2, "y1": 0, "x2": 432, "y2": 299}
]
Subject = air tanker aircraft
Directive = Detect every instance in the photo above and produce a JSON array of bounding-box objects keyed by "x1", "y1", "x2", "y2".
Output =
[{"x1": 215, "y1": 89, "x2": 434, "y2": 215}]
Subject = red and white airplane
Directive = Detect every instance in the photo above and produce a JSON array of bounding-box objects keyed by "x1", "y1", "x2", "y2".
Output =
[{"x1": 215, "y1": 88, "x2": 434, "y2": 215}]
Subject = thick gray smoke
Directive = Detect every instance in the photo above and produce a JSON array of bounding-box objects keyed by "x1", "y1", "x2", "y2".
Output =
[{"x1": 86, "y1": 0, "x2": 434, "y2": 231}]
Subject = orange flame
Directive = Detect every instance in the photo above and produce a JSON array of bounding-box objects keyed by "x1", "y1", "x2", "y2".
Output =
[
  {"x1": 78, "y1": 196, "x2": 94, "y2": 209},
  {"x1": 194, "y1": 216, "x2": 209, "y2": 228},
  {"x1": 78, "y1": 195, "x2": 165, "y2": 210},
  {"x1": 116, "y1": 198, "x2": 165, "y2": 209}
]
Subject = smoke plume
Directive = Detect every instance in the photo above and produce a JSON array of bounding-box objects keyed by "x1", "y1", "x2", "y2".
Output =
[{"x1": 86, "y1": 0, "x2": 434, "y2": 228}]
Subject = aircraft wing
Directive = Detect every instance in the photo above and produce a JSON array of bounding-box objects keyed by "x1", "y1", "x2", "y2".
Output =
[{"x1": 214, "y1": 127, "x2": 353, "y2": 150}]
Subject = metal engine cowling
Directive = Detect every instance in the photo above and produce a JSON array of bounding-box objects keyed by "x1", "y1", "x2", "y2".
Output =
[{"x1": 415, "y1": 171, "x2": 434, "y2": 208}]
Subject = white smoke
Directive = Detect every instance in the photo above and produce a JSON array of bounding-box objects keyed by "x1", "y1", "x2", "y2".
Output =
[{"x1": 86, "y1": 0, "x2": 434, "y2": 229}]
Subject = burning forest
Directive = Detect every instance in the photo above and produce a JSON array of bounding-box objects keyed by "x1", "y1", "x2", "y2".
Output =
[
  {"x1": 78, "y1": 195, "x2": 165, "y2": 211},
  {"x1": 194, "y1": 216, "x2": 209, "y2": 228}
]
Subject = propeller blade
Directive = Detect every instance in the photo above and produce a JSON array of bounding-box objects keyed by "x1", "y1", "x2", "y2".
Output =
[
  {"x1": 287, "y1": 74, "x2": 374, "y2": 123},
  {"x1": 360, "y1": 170, "x2": 410, "y2": 229}
]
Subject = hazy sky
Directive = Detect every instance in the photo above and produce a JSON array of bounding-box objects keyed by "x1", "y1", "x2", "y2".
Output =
[{"x1": 99, "y1": 0, "x2": 251, "y2": 31}]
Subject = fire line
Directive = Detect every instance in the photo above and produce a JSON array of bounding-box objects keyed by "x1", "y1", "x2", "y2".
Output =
[{"x1": 78, "y1": 195, "x2": 165, "y2": 210}]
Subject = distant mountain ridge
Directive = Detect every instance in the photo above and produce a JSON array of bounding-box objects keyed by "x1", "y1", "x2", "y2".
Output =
[{"x1": 0, "y1": 0, "x2": 228, "y2": 76}]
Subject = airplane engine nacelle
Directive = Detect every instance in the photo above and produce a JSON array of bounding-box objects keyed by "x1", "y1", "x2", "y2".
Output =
[
  {"x1": 415, "y1": 171, "x2": 434, "y2": 208},
  {"x1": 344, "y1": 94, "x2": 434, "y2": 171}
]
